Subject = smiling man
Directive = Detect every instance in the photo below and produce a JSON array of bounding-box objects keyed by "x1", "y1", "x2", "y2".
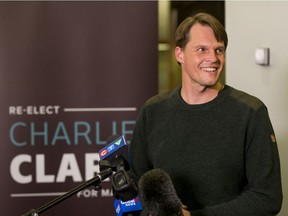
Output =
[
  {"x1": 129, "y1": 13, "x2": 282, "y2": 216},
  {"x1": 175, "y1": 20, "x2": 226, "y2": 105}
]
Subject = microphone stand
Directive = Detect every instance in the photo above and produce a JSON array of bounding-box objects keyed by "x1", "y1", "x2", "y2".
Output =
[{"x1": 22, "y1": 168, "x2": 113, "y2": 216}]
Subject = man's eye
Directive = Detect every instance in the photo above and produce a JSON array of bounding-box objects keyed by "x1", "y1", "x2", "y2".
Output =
[
  {"x1": 198, "y1": 48, "x2": 206, "y2": 52},
  {"x1": 216, "y1": 48, "x2": 225, "y2": 54}
]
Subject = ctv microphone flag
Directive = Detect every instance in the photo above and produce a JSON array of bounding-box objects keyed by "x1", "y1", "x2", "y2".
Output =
[{"x1": 99, "y1": 135, "x2": 128, "y2": 161}]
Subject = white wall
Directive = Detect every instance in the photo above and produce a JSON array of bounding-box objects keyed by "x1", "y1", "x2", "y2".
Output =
[{"x1": 225, "y1": 1, "x2": 288, "y2": 215}]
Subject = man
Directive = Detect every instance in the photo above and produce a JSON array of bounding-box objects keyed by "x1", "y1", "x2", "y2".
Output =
[{"x1": 129, "y1": 13, "x2": 282, "y2": 216}]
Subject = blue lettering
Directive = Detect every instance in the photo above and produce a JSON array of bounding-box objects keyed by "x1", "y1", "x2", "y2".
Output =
[
  {"x1": 52, "y1": 122, "x2": 71, "y2": 145},
  {"x1": 31, "y1": 122, "x2": 48, "y2": 146},
  {"x1": 9, "y1": 120, "x2": 136, "y2": 146},
  {"x1": 10, "y1": 122, "x2": 27, "y2": 147},
  {"x1": 74, "y1": 121, "x2": 91, "y2": 145}
]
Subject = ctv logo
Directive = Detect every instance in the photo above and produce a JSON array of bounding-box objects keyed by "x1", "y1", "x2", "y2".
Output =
[
  {"x1": 114, "y1": 138, "x2": 122, "y2": 145},
  {"x1": 99, "y1": 136, "x2": 125, "y2": 160},
  {"x1": 100, "y1": 149, "x2": 108, "y2": 157},
  {"x1": 108, "y1": 145, "x2": 115, "y2": 152}
]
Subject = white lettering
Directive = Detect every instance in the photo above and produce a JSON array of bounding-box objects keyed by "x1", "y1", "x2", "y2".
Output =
[
  {"x1": 56, "y1": 154, "x2": 82, "y2": 182},
  {"x1": 101, "y1": 188, "x2": 113, "y2": 197},
  {"x1": 36, "y1": 154, "x2": 55, "y2": 183},
  {"x1": 85, "y1": 153, "x2": 100, "y2": 180},
  {"x1": 77, "y1": 189, "x2": 98, "y2": 198},
  {"x1": 10, "y1": 153, "x2": 107, "y2": 184},
  {"x1": 10, "y1": 154, "x2": 32, "y2": 184},
  {"x1": 9, "y1": 105, "x2": 60, "y2": 115},
  {"x1": 121, "y1": 199, "x2": 137, "y2": 206}
]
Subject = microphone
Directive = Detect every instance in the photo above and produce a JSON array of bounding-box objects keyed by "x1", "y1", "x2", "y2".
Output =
[
  {"x1": 114, "y1": 196, "x2": 142, "y2": 216},
  {"x1": 99, "y1": 134, "x2": 130, "y2": 171},
  {"x1": 138, "y1": 168, "x2": 184, "y2": 216},
  {"x1": 99, "y1": 135, "x2": 138, "y2": 201}
]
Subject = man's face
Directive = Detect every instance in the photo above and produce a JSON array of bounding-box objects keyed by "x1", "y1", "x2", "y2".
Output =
[{"x1": 175, "y1": 23, "x2": 225, "y2": 88}]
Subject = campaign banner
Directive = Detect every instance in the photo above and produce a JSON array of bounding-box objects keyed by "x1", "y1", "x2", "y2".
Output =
[{"x1": 0, "y1": 2, "x2": 157, "y2": 215}]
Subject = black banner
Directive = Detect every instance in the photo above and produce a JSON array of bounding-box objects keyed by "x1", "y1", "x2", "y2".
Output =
[{"x1": 0, "y1": 2, "x2": 158, "y2": 215}]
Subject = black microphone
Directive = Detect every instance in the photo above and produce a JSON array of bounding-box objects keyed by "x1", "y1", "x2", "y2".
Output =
[
  {"x1": 99, "y1": 134, "x2": 130, "y2": 172},
  {"x1": 138, "y1": 168, "x2": 184, "y2": 216},
  {"x1": 98, "y1": 135, "x2": 138, "y2": 201}
]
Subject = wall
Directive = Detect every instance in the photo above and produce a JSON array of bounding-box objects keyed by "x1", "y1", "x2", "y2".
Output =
[{"x1": 225, "y1": 1, "x2": 288, "y2": 215}]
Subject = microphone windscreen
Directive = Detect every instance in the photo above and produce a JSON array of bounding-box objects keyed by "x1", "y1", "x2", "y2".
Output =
[{"x1": 138, "y1": 168, "x2": 183, "y2": 216}]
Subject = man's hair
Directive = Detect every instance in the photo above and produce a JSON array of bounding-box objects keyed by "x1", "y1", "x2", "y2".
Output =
[{"x1": 175, "y1": 12, "x2": 228, "y2": 49}]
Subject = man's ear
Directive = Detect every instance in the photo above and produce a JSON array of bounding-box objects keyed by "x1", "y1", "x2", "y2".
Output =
[{"x1": 175, "y1": 46, "x2": 184, "y2": 64}]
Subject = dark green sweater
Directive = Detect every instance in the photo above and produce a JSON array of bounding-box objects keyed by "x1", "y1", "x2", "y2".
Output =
[{"x1": 129, "y1": 85, "x2": 282, "y2": 216}]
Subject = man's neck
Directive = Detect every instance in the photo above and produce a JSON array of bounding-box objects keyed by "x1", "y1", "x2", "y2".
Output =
[{"x1": 180, "y1": 82, "x2": 223, "y2": 105}]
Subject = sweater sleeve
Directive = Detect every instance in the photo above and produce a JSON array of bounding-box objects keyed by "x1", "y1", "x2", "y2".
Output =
[{"x1": 190, "y1": 106, "x2": 282, "y2": 216}]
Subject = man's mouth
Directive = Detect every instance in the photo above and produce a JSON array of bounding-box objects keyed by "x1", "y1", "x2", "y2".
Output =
[{"x1": 201, "y1": 67, "x2": 217, "y2": 72}]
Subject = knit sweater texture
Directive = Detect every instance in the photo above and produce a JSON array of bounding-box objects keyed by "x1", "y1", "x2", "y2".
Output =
[{"x1": 129, "y1": 85, "x2": 282, "y2": 216}]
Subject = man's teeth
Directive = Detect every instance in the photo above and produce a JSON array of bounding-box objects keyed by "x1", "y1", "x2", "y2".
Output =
[{"x1": 202, "y1": 68, "x2": 216, "y2": 72}]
